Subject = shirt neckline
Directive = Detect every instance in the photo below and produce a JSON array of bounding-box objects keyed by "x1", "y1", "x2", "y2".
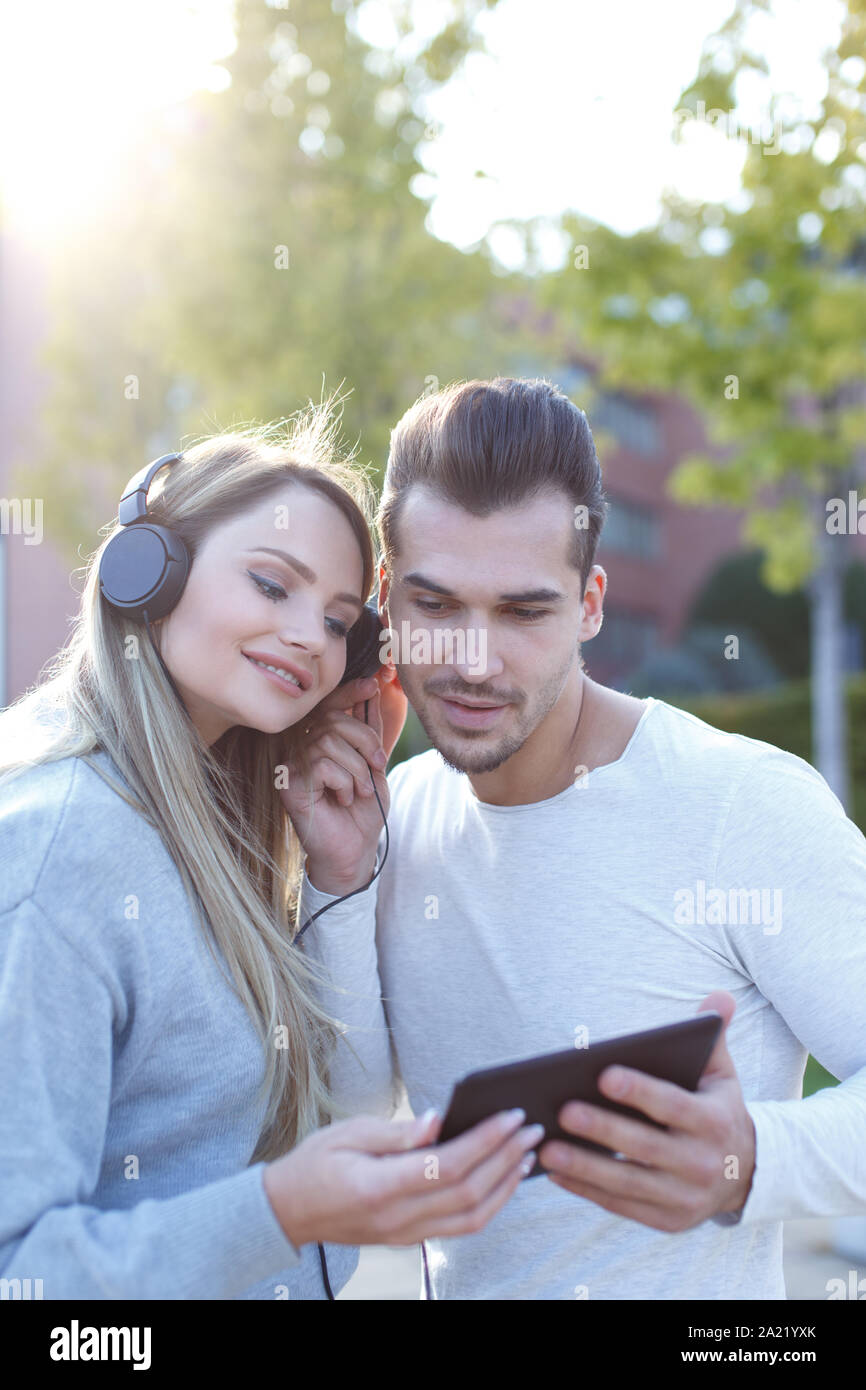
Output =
[{"x1": 463, "y1": 696, "x2": 659, "y2": 813}]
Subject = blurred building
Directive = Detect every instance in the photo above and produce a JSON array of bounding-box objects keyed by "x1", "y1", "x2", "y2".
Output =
[{"x1": 520, "y1": 356, "x2": 866, "y2": 690}]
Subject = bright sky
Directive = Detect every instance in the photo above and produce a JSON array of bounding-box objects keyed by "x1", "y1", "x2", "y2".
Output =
[{"x1": 0, "y1": 0, "x2": 846, "y2": 261}]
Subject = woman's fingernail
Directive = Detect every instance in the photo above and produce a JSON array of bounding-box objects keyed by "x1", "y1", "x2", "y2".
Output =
[
  {"x1": 373, "y1": 749, "x2": 387, "y2": 767},
  {"x1": 419, "y1": 1108, "x2": 439, "y2": 1127}
]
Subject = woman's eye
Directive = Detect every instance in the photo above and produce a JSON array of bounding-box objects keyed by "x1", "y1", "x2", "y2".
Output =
[
  {"x1": 248, "y1": 571, "x2": 286, "y2": 602},
  {"x1": 326, "y1": 617, "x2": 349, "y2": 638}
]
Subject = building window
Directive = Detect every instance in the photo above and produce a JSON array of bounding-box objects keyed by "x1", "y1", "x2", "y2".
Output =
[
  {"x1": 592, "y1": 391, "x2": 660, "y2": 456},
  {"x1": 599, "y1": 496, "x2": 660, "y2": 560}
]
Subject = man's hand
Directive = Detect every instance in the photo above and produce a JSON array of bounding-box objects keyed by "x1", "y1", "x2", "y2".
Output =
[{"x1": 537, "y1": 992, "x2": 756, "y2": 1231}]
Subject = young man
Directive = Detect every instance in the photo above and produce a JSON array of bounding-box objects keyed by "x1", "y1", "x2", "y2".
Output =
[{"x1": 286, "y1": 377, "x2": 866, "y2": 1300}]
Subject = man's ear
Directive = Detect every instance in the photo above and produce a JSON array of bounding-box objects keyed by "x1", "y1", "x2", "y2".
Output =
[
  {"x1": 578, "y1": 564, "x2": 606, "y2": 640},
  {"x1": 377, "y1": 559, "x2": 391, "y2": 619}
]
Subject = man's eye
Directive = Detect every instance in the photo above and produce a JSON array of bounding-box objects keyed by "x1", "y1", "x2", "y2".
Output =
[
  {"x1": 414, "y1": 599, "x2": 450, "y2": 615},
  {"x1": 248, "y1": 571, "x2": 286, "y2": 602},
  {"x1": 415, "y1": 597, "x2": 548, "y2": 622}
]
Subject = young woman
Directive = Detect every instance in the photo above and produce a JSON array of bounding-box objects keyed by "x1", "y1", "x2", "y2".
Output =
[{"x1": 0, "y1": 405, "x2": 537, "y2": 1300}]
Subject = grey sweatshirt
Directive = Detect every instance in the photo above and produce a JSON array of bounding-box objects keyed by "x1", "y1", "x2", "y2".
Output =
[
  {"x1": 0, "y1": 737, "x2": 358, "y2": 1299},
  {"x1": 298, "y1": 696, "x2": 866, "y2": 1300}
]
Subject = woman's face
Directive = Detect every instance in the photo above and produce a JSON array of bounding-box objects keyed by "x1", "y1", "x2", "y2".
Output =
[{"x1": 157, "y1": 484, "x2": 367, "y2": 745}]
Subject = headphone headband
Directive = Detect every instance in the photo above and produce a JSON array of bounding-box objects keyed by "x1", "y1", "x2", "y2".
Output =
[
  {"x1": 117, "y1": 453, "x2": 184, "y2": 526},
  {"x1": 99, "y1": 451, "x2": 190, "y2": 622}
]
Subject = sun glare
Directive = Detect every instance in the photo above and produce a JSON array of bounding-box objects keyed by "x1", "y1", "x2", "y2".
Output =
[{"x1": 0, "y1": 0, "x2": 236, "y2": 233}]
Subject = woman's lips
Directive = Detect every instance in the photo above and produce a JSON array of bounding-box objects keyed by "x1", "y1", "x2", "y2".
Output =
[
  {"x1": 435, "y1": 694, "x2": 510, "y2": 729},
  {"x1": 243, "y1": 653, "x2": 305, "y2": 698}
]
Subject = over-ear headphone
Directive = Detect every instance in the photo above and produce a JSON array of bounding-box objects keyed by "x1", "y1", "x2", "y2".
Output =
[
  {"x1": 98, "y1": 454, "x2": 190, "y2": 622},
  {"x1": 99, "y1": 453, "x2": 387, "y2": 687}
]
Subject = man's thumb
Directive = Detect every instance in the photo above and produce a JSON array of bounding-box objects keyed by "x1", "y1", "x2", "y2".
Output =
[{"x1": 697, "y1": 990, "x2": 737, "y2": 1081}]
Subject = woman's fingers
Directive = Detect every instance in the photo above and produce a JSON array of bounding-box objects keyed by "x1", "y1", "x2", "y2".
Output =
[
  {"x1": 391, "y1": 1114, "x2": 539, "y2": 1207},
  {"x1": 335, "y1": 1112, "x2": 438, "y2": 1155},
  {"x1": 378, "y1": 675, "x2": 408, "y2": 759},
  {"x1": 377, "y1": 1119, "x2": 538, "y2": 1242},
  {"x1": 315, "y1": 676, "x2": 379, "y2": 714},
  {"x1": 400, "y1": 1152, "x2": 529, "y2": 1243},
  {"x1": 313, "y1": 757, "x2": 358, "y2": 807},
  {"x1": 313, "y1": 707, "x2": 386, "y2": 767},
  {"x1": 313, "y1": 733, "x2": 377, "y2": 798}
]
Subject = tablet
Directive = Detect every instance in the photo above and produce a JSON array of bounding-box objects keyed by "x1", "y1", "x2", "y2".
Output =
[{"x1": 437, "y1": 1012, "x2": 723, "y2": 1178}]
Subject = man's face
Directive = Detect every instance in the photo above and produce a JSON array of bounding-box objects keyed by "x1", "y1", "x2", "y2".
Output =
[{"x1": 379, "y1": 485, "x2": 602, "y2": 774}]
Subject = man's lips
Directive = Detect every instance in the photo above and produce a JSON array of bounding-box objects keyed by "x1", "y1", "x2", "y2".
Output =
[{"x1": 434, "y1": 693, "x2": 512, "y2": 729}]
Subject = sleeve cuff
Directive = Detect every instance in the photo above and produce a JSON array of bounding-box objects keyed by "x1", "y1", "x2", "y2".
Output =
[
  {"x1": 731, "y1": 1100, "x2": 777, "y2": 1224},
  {"x1": 297, "y1": 856, "x2": 381, "y2": 923}
]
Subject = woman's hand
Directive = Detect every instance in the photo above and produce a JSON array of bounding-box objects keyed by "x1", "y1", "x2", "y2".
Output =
[
  {"x1": 279, "y1": 672, "x2": 396, "y2": 895},
  {"x1": 263, "y1": 1108, "x2": 543, "y2": 1249}
]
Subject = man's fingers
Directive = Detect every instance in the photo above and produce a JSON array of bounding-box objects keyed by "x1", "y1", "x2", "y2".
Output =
[
  {"x1": 556, "y1": 1099, "x2": 681, "y2": 1171},
  {"x1": 546, "y1": 1173, "x2": 672, "y2": 1229},
  {"x1": 696, "y1": 992, "x2": 738, "y2": 1082},
  {"x1": 599, "y1": 1063, "x2": 712, "y2": 1132},
  {"x1": 538, "y1": 1138, "x2": 677, "y2": 1205}
]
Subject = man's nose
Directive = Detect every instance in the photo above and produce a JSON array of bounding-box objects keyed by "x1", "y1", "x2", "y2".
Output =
[{"x1": 451, "y1": 619, "x2": 502, "y2": 683}]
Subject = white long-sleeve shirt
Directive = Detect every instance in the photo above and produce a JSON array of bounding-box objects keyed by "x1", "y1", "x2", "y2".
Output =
[{"x1": 299, "y1": 695, "x2": 866, "y2": 1300}]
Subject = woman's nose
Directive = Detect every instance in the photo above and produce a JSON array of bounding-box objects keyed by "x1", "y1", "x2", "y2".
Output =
[{"x1": 276, "y1": 608, "x2": 327, "y2": 657}]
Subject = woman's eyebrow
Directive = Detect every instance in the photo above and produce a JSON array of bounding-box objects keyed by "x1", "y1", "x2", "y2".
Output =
[
  {"x1": 402, "y1": 571, "x2": 565, "y2": 604},
  {"x1": 243, "y1": 547, "x2": 365, "y2": 611}
]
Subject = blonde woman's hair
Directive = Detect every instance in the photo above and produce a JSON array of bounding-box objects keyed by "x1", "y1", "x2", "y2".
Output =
[{"x1": 0, "y1": 402, "x2": 378, "y2": 1164}]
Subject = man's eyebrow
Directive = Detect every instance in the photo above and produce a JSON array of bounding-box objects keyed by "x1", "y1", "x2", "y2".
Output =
[
  {"x1": 401, "y1": 571, "x2": 566, "y2": 604},
  {"x1": 244, "y1": 547, "x2": 365, "y2": 611}
]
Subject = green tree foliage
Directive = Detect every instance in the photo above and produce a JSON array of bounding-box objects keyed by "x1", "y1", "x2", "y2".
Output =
[
  {"x1": 22, "y1": 0, "x2": 515, "y2": 560},
  {"x1": 535, "y1": 0, "x2": 866, "y2": 593}
]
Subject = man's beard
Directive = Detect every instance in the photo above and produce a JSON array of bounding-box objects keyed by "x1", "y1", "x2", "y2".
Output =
[{"x1": 398, "y1": 653, "x2": 574, "y2": 775}]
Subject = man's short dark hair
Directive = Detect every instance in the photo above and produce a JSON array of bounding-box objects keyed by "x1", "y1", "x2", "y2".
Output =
[{"x1": 377, "y1": 377, "x2": 608, "y2": 596}]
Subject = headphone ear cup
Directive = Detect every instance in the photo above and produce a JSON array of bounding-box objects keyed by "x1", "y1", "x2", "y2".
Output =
[
  {"x1": 340, "y1": 600, "x2": 384, "y2": 685},
  {"x1": 99, "y1": 523, "x2": 190, "y2": 622}
]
